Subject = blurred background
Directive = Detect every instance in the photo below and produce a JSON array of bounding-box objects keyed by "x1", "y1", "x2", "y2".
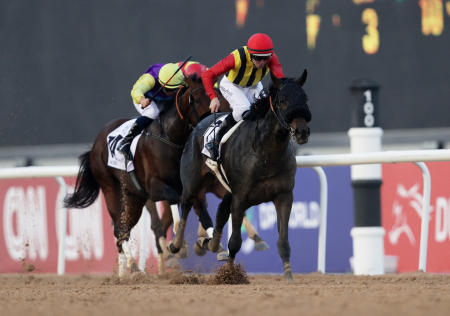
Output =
[{"x1": 1, "y1": 0, "x2": 450, "y2": 166}]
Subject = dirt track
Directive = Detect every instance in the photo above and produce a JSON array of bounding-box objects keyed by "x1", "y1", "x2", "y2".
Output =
[{"x1": 1, "y1": 272, "x2": 449, "y2": 316}]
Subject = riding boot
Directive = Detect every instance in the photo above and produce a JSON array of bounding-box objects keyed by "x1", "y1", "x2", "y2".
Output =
[
  {"x1": 118, "y1": 116, "x2": 153, "y2": 161},
  {"x1": 205, "y1": 114, "x2": 237, "y2": 160}
]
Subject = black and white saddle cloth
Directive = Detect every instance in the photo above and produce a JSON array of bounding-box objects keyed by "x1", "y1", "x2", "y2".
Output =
[
  {"x1": 201, "y1": 114, "x2": 244, "y2": 159},
  {"x1": 201, "y1": 114, "x2": 228, "y2": 158},
  {"x1": 106, "y1": 119, "x2": 142, "y2": 171}
]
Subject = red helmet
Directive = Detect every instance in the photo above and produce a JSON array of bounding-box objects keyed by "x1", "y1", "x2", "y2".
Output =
[
  {"x1": 184, "y1": 63, "x2": 207, "y2": 77},
  {"x1": 247, "y1": 33, "x2": 274, "y2": 56}
]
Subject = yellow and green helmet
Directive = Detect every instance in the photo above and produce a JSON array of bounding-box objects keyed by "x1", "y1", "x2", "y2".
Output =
[{"x1": 158, "y1": 63, "x2": 185, "y2": 89}]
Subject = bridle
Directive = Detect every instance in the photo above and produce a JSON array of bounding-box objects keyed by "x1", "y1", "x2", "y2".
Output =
[
  {"x1": 269, "y1": 93, "x2": 295, "y2": 136},
  {"x1": 175, "y1": 86, "x2": 203, "y2": 128}
]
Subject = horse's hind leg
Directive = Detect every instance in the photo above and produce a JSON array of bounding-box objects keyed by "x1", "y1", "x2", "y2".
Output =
[
  {"x1": 145, "y1": 200, "x2": 168, "y2": 274},
  {"x1": 274, "y1": 192, "x2": 294, "y2": 282},
  {"x1": 243, "y1": 216, "x2": 269, "y2": 251},
  {"x1": 116, "y1": 182, "x2": 146, "y2": 276},
  {"x1": 192, "y1": 195, "x2": 228, "y2": 261},
  {"x1": 100, "y1": 184, "x2": 131, "y2": 277}
]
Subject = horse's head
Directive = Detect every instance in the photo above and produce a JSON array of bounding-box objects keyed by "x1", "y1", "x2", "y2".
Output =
[
  {"x1": 271, "y1": 70, "x2": 311, "y2": 145},
  {"x1": 177, "y1": 73, "x2": 211, "y2": 126}
]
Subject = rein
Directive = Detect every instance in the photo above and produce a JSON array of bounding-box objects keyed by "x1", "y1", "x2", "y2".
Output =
[
  {"x1": 269, "y1": 95, "x2": 295, "y2": 135},
  {"x1": 147, "y1": 85, "x2": 205, "y2": 149},
  {"x1": 175, "y1": 86, "x2": 203, "y2": 127}
]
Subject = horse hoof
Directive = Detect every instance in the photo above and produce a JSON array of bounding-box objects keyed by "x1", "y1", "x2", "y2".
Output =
[
  {"x1": 254, "y1": 240, "x2": 270, "y2": 251},
  {"x1": 194, "y1": 240, "x2": 207, "y2": 256},
  {"x1": 130, "y1": 262, "x2": 140, "y2": 273},
  {"x1": 208, "y1": 238, "x2": 220, "y2": 253},
  {"x1": 176, "y1": 241, "x2": 189, "y2": 259},
  {"x1": 166, "y1": 255, "x2": 181, "y2": 268},
  {"x1": 168, "y1": 242, "x2": 180, "y2": 254},
  {"x1": 217, "y1": 251, "x2": 229, "y2": 261},
  {"x1": 284, "y1": 271, "x2": 294, "y2": 283}
]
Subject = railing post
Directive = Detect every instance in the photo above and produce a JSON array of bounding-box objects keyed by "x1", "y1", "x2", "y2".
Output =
[
  {"x1": 414, "y1": 162, "x2": 431, "y2": 272},
  {"x1": 312, "y1": 167, "x2": 328, "y2": 273},
  {"x1": 55, "y1": 176, "x2": 67, "y2": 275}
]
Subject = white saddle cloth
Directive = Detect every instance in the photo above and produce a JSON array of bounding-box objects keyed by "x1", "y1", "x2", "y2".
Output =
[{"x1": 106, "y1": 119, "x2": 142, "y2": 171}]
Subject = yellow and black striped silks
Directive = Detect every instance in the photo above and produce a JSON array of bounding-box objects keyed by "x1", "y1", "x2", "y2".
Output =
[{"x1": 226, "y1": 46, "x2": 269, "y2": 87}]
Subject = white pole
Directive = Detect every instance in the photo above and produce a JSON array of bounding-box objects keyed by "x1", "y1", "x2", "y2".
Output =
[
  {"x1": 55, "y1": 177, "x2": 67, "y2": 275},
  {"x1": 415, "y1": 162, "x2": 431, "y2": 272},
  {"x1": 313, "y1": 167, "x2": 328, "y2": 273}
]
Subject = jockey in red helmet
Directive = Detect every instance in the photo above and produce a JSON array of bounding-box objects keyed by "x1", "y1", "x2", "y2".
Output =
[{"x1": 201, "y1": 33, "x2": 285, "y2": 160}]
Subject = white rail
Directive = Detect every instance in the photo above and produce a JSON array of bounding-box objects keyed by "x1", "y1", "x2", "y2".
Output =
[
  {"x1": 0, "y1": 166, "x2": 78, "y2": 275},
  {"x1": 2, "y1": 148, "x2": 450, "y2": 274},
  {"x1": 297, "y1": 149, "x2": 450, "y2": 273}
]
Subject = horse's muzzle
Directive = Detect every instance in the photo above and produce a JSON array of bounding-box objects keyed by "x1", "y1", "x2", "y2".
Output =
[{"x1": 294, "y1": 126, "x2": 310, "y2": 145}]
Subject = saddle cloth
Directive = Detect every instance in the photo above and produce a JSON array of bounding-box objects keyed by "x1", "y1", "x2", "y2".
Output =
[
  {"x1": 201, "y1": 114, "x2": 228, "y2": 158},
  {"x1": 201, "y1": 115, "x2": 244, "y2": 159},
  {"x1": 106, "y1": 119, "x2": 142, "y2": 171}
]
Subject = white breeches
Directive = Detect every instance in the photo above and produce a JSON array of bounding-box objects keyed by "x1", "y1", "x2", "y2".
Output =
[
  {"x1": 133, "y1": 100, "x2": 160, "y2": 119},
  {"x1": 219, "y1": 76, "x2": 263, "y2": 121}
]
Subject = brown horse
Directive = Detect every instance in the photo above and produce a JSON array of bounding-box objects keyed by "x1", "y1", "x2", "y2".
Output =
[{"x1": 64, "y1": 74, "x2": 267, "y2": 276}]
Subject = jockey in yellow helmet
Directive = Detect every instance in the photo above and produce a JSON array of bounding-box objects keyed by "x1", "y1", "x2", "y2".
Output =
[{"x1": 118, "y1": 61, "x2": 205, "y2": 160}]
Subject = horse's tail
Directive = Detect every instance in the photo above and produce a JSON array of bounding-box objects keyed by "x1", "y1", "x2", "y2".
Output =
[{"x1": 63, "y1": 151, "x2": 100, "y2": 208}]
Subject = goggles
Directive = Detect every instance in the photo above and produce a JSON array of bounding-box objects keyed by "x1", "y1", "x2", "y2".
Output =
[{"x1": 251, "y1": 54, "x2": 272, "y2": 61}]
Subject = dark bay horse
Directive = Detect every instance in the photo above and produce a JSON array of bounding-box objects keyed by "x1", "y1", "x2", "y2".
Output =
[
  {"x1": 64, "y1": 75, "x2": 267, "y2": 276},
  {"x1": 170, "y1": 71, "x2": 311, "y2": 281}
]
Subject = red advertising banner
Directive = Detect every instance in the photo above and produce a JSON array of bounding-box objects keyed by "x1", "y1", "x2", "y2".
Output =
[
  {"x1": 382, "y1": 162, "x2": 450, "y2": 272},
  {"x1": 0, "y1": 177, "x2": 161, "y2": 274}
]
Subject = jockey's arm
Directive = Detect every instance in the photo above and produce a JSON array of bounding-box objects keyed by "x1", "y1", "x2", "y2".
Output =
[
  {"x1": 131, "y1": 73, "x2": 156, "y2": 104},
  {"x1": 202, "y1": 54, "x2": 235, "y2": 101},
  {"x1": 268, "y1": 53, "x2": 285, "y2": 78},
  {"x1": 202, "y1": 54, "x2": 235, "y2": 113}
]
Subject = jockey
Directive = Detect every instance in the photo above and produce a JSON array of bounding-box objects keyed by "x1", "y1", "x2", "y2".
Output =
[
  {"x1": 118, "y1": 61, "x2": 205, "y2": 160},
  {"x1": 201, "y1": 33, "x2": 285, "y2": 160}
]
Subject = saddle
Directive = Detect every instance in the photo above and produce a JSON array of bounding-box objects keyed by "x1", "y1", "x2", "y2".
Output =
[{"x1": 203, "y1": 120, "x2": 244, "y2": 193}]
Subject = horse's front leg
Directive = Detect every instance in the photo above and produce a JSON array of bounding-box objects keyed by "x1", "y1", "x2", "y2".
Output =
[
  {"x1": 228, "y1": 200, "x2": 245, "y2": 263},
  {"x1": 274, "y1": 192, "x2": 294, "y2": 282},
  {"x1": 168, "y1": 198, "x2": 192, "y2": 253},
  {"x1": 208, "y1": 193, "x2": 232, "y2": 253}
]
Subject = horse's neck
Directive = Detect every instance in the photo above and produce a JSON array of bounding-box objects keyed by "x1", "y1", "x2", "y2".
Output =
[
  {"x1": 159, "y1": 106, "x2": 191, "y2": 144},
  {"x1": 255, "y1": 109, "x2": 291, "y2": 154}
]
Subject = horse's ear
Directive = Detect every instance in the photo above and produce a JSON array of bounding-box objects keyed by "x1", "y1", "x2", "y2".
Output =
[
  {"x1": 270, "y1": 72, "x2": 282, "y2": 89},
  {"x1": 297, "y1": 69, "x2": 307, "y2": 87}
]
